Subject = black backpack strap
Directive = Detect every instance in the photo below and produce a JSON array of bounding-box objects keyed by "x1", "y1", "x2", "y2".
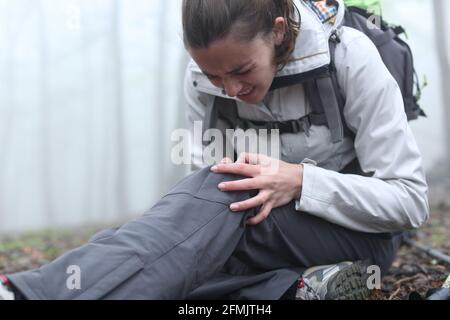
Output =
[
  {"x1": 269, "y1": 66, "x2": 329, "y2": 91},
  {"x1": 215, "y1": 97, "x2": 241, "y2": 129},
  {"x1": 208, "y1": 97, "x2": 329, "y2": 137},
  {"x1": 302, "y1": 29, "x2": 353, "y2": 143},
  {"x1": 202, "y1": 97, "x2": 241, "y2": 147},
  {"x1": 315, "y1": 77, "x2": 345, "y2": 143},
  {"x1": 202, "y1": 97, "x2": 219, "y2": 147}
]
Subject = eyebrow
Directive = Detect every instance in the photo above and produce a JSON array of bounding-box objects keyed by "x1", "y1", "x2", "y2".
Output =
[{"x1": 202, "y1": 61, "x2": 253, "y2": 77}]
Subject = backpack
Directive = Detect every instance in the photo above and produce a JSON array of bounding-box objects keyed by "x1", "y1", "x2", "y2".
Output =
[
  {"x1": 203, "y1": 4, "x2": 426, "y2": 172},
  {"x1": 344, "y1": 0, "x2": 381, "y2": 13},
  {"x1": 342, "y1": 5, "x2": 426, "y2": 122}
]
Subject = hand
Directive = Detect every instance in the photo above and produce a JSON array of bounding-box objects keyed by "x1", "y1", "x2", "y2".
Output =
[{"x1": 211, "y1": 153, "x2": 304, "y2": 225}]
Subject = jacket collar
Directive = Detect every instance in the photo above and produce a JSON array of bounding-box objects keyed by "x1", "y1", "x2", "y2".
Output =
[{"x1": 275, "y1": 0, "x2": 345, "y2": 76}]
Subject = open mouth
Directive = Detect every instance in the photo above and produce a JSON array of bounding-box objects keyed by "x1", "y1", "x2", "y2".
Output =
[{"x1": 237, "y1": 87, "x2": 254, "y2": 99}]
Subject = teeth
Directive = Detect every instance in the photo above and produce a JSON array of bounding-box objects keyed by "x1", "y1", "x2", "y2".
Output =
[{"x1": 239, "y1": 88, "x2": 253, "y2": 95}]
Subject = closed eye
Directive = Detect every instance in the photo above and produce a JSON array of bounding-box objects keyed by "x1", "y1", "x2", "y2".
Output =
[
  {"x1": 204, "y1": 67, "x2": 253, "y2": 80},
  {"x1": 235, "y1": 69, "x2": 252, "y2": 76}
]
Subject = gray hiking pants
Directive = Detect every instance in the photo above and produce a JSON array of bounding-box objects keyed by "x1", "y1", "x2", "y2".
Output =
[{"x1": 8, "y1": 167, "x2": 403, "y2": 299}]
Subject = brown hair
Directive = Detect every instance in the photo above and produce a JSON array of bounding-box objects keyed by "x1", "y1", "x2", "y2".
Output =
[{"x1": 182, "y1": 0, "x2": 300, "y2": 69}]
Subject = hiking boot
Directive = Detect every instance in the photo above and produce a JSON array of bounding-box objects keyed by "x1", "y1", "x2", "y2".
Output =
[
  {"x1": 0, "y1": 276, "x2": 15, "y2": 300},
  {"x1": 296, "y1": 260, "x2": 372, "y2": 300}
]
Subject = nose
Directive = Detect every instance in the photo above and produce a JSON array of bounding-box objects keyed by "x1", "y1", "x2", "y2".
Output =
[{"x1": 222, "y1": 77, "x2": 243, "y2": 97}]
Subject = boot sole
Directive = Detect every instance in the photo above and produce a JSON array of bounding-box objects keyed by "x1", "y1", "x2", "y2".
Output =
[{"x1": 325, "y1": 261, "x2": 372, "y2": 300}]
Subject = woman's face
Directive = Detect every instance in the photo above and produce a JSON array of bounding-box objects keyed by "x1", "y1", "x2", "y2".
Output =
[{"x1": 189, "y1": 32, "x2": 280, "y2": 104}]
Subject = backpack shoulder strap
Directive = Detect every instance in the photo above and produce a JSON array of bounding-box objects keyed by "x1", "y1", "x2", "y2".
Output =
[
  {"x1": 303, "y1": 29, "x2": 354, "y2": 143},
  {"x1": 209, "y1": 96, "x2": 331, "y2": 137},
  {"x1": 202, "y1": 97, "x2": 241, "y2": 147}
]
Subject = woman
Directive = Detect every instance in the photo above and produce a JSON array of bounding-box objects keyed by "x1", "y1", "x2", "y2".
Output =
[{"x1": 0, "y1": 0, "x2": 428, "y2": 300}]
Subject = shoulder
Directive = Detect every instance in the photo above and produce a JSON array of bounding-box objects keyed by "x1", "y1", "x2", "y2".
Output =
[
  {"x1": 333, "y1": 26, "x2": 391, "y2": 87},
  {"x1": 336, "y1": 26, "x2": 380, "y2": 61}
]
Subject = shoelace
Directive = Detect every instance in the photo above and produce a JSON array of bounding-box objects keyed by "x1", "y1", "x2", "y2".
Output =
[
  {"x1": 295, "y1": 277, "x2": 321, "y2": 300},
  {"x1": 0, "y1": 275, "x2": 11, "y2": 288}
]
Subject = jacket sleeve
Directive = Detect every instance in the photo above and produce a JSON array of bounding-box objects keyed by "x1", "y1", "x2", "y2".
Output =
[
  {"x1": 295, "y1": 31, "x2": 430, "y2": 233},
  {"x1": 184, "y1": 63, "x2": 213, "y2": 172}
]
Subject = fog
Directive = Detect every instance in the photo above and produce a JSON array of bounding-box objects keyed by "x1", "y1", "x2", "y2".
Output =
[{"x1": 0, "y1": 0, "x2": 448, "y2": 233}]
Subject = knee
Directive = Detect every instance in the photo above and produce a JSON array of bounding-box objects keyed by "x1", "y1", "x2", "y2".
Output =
[
  {"x1": 88, "y1": 227, "x2": 120, "y2": 243},
  {"x1": 168, "y1": 167, "x2": 252, "y2": 205}
]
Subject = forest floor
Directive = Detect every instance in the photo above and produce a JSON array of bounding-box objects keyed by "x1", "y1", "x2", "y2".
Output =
[
  {"x1": 0, "y1": 185, "x2": 448, "y2": 300},
  {"x1": 367, "y1": 182, "x2": 450, "y2": 300},
  {"x1": 368, "y1": 205, "x2": 449, "y2": 300}
]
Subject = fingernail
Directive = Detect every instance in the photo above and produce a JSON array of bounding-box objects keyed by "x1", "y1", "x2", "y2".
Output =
[
  {"x1": 211, "y1": 166, "x2": 218, "y2": 171},
  {"x1": 218, "y1": 183, "x2": 226, "y2": 190},
  {"x1": 230, "y1": 204, "x2": 238, "y2": 210}
]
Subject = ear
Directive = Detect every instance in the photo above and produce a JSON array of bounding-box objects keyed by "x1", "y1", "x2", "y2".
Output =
[{"x1": 273, "y1": 17, "x2": 286, "y2": 46}]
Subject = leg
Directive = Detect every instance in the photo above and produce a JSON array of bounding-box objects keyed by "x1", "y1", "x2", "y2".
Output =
[
  {"x1": 234, "y1": 203, "x2": 402, "y2": 273},
  {"x1": 7, "y1": 167, "x2": 255, "y2": 299},
  {"x1": 6, "y1": 167, "x2": 401, "y2": 300},
  {"x1": 188, "y1": 202, "x2": 403, "y2": 300}
]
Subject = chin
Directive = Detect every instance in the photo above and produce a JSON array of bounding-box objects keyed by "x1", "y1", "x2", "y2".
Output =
[
  {"x1": 239, "y1": 91, "x2": 265, "y2": 105},
  {"x1": 240, "y1": 97, "x2": 260, "y2": 104}
]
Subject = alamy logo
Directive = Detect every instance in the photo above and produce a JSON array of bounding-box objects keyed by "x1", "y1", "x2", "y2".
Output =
[
  {"x1": 66, "y1": 265, "x2": 81, "y2": 290},
  {"x1": 366, "y1": 265, "x2": 381, "y2": 290},
  {"x1": 366, "y1": 5, "x2": 382, "y2": 30},
  {"x1": 171, "y1": 121, "x2": 281, "y2": 169}
]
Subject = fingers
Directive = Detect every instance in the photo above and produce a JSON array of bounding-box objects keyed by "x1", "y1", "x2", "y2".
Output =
[
  {"x1": 211, "y1": 162, "x2": 261, "y2": 177},
  {"x1": 213, "y1": 154, "x2": 276, "y2": 177},
  {"x1": 228, "y1": 192, "x2": 267, "y2": 212},
  {"x1": 220, "y1": 157, "x2": 234, "y2": 164},
  {"x1": 236, "y1": 153, "x2": 269, "y2": 165},
  {"x1": 235, "y1": 153, "x2": 247, "y2": 164},
  {"x1": 218, "y1": 177, "x2": 263, "y2": 193},
  {"x1": 246, "y1": 202, "x2": 273, "y2": 225}
]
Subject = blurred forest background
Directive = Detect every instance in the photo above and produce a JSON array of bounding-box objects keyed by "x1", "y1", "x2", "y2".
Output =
[
  {"x1": 0, "y1": 0, "x2": 448, "y2": 300},
  {"x1": 0, "y1": 0, "x2": 448, "y2": 235}
]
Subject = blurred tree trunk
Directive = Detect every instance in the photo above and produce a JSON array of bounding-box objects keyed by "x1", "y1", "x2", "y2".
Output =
[
  {"x1": 156, "y1": 0, "x2": 169, "y2": 194},
  {"x1": 175, "y1": 52, "x2": 191, "y2": 177},
  {"x1": 433, "y1": 0, "x2": 450, "y2": 175},
  {"x1": 80, "y1": 2, "x2": 95, "y2": 219},
  {"x1": 0, "y1": 4, "x2": 15, "y2": 224},
  {"x1": 111, "y1": 0, "x2": 128, "y2": 218},
  {"x1": 38, "y1": 1, "x2": 54, "y2": 223}
]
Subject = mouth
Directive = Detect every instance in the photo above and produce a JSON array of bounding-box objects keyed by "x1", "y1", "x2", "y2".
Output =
[{"x1": 237, "y1": 87, "x2": 254, "y2": 99}]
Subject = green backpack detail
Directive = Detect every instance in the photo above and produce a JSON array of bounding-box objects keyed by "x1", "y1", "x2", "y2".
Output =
[{"x1": 344, "y1": 0, "x2": 382, "y2": 14}]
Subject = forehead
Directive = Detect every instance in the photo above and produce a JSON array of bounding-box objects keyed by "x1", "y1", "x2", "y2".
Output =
[{"x1": 189, "y1": 35, "x2": 267, "y2": 75}]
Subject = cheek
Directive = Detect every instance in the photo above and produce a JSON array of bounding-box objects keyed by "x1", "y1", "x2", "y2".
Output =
[
  {"x1": 251, "y1": 68, "x2": 274, "y2": 89},
  {"x1": 244, "y1": 71, "x2": 268, "y2": 87}
]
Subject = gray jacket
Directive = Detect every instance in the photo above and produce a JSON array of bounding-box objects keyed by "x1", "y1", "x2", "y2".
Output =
[{"x1": 184, "y1": 0, "x2": 429, "y2": 233}]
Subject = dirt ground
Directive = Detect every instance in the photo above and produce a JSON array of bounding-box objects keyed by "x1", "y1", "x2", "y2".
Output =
[
  {"x1": 0, "y1": 186, "x2": 448, "y2": 300},
  {"x1": 369, "y1": 182, "x2": 450, "y2": 300},
  {"x1": 368, "y1": 208, "x2": 449, "y2": 300}
]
